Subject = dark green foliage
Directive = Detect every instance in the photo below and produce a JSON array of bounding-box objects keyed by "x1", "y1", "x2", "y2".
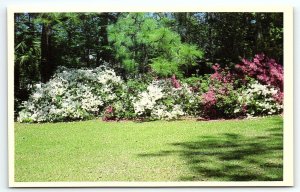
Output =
[
  {"x1": 169, "y1": 12, "x2": 283, "y2": 71},
  {"x1": 14, "y1": 13, "x2": 41, "y2": 114}
]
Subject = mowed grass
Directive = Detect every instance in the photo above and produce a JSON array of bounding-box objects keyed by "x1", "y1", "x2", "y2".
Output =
[{"x1": 15, "y1": 116, "x2": 283, "y2": 182}]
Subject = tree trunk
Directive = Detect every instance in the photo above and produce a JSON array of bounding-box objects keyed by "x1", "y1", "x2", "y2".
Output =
[
  {"x1": 40, "y1": 23, "x2": 52, "y2": 83},
  {"x1": 99, "y1": 13, "x2": 110, "y2": 64},
  {"x1": 255, "y1": 13, "x2": 264, "y2": 53}
]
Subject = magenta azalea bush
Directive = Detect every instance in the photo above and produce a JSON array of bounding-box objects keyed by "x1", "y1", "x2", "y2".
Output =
[
  {"x1": 236, "y1": 53, "x2": 284, "y2": 104},
  {"x1": 198, "y1": 64, "x2": 242, "y2": 119},
  {"x1": 18, "y1": 54, "x2": 284, "y2": 122},
  {"x1": 196, "y1": 54, "x2": 284, "y2": 119},
  {"x1": 236, "y1": 54, "x2": 283, "y2": 90}
]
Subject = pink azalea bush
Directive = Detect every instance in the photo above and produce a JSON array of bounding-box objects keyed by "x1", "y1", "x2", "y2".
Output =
[
  {"x1": 235, "y1": 53, "x2": 284, "y2": 105},
  {"x1": 171, "y1": 74, "x2": 181, "y2": 88},
  {"x1": 199, "y1": 65, "x2": 241, "y2": 119},
  {"x1": 201, "y1": 89, "x2": 217, "y2": 118},
  {"x1": 236, "y1": 53, "x2": 283, "y2": 98},
  {"x1": 198, "y1": 53, "x2": 284, "y2": 119},
  {"x1": 210, "y1": 64, "x2": 234, "y2": 84},
  {"x1": 102, "y1": 105, "x2": 115, "y2": 121}
]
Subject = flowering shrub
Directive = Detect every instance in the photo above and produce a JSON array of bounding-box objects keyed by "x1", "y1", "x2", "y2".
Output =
[
  {"x1": 235, "y1": 53, "x2": 283, "y2": 91},
  {"x1": 17, "y1": 57, "x2": 284, "y2": 123},
  {"x1": 210, "y1": 64, "x2": 235, "y2": 84},
  {"x1": 197, "y1": 60, "x2": 284, "y2": 119},
  {"x1": 18, "y1": 66, "x2": 123, "y2": 122},
  {"x1": 171, "y1": 74, "x2": 181, "y2": 88},
  {"x1": 199, "y1": 82, "x2": 241, "y2": 119},
  {"x1": 133, "y1": 78, "x2": 196, "y2": 120},
  {"x1": 196, "y1": 64, "x2": 241, "y2": 119},
  {"x1": 18, "y1": 67, "x2": 198, "y2": 122},
  {"x1": 102, "y1": 106, "x2": 115, "y2": 121},
  {"x1": 235, "y1": 54, "x2": 284, "y2": 108},
  {"x1": 133, "y1": 81, "x2": 164, "y2": 116},
  {"x1": 235, "y1": 81, "x2": 283, "y2": 117}
]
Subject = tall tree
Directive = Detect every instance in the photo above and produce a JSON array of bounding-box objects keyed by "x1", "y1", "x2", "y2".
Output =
[
  {"x1": 38, "y1": 13, "x2": 63, "y2": 82},
  {"x1": 108, "y1": 13, "x2": 203, "y2": 78}
]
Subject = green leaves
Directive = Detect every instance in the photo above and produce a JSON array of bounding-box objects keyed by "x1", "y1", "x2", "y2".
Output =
[
  {"x1": 177, "y1": 44, "x2": 204, "y2": 67},
  {"x1": 108, "y1": 13, "x2": 204, "y2": 78},
  {"x1": 150, "y1": 58, "x2": 179, "y2": 77}
]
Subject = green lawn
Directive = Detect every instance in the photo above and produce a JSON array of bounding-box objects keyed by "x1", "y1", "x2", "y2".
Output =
[{"x1": 15, "y1": 116, "x2": 283, "y2": 182}]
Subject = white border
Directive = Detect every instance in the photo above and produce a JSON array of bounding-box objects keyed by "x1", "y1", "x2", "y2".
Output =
[{"x1": 7, "y1": 6, "x2": 294, "y2": 187}]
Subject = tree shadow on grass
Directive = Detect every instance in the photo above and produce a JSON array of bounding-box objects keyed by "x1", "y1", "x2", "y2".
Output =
[{"x1": 138, "y1": 126, "x2": 283, "y2": 181}]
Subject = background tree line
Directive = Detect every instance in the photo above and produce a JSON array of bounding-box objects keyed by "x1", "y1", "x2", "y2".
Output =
[{"x1": 14, "y1": 12, "x2": 283, "y2": 109}]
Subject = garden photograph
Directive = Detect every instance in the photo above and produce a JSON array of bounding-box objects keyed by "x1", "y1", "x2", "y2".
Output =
[{"x1": 12, "y1": 11, "x2": 287, "y2": 184}]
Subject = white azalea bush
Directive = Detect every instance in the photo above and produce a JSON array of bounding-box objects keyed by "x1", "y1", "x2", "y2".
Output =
[
  {"x1": 18, "y1": 66, "x2": 123, "y2": 122},
  {"x1": 133, "y1": 81, "x2": 164, "y2": 116},
  {"x1": 235, "y1": 81, "x2": 283, "y2": 117},
  {"x1": 18, "y1": 66, "x2": 198, "y2": 122},
  {"x1": 133, "y1": 80, "x2": 199, "y2": 120}
]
